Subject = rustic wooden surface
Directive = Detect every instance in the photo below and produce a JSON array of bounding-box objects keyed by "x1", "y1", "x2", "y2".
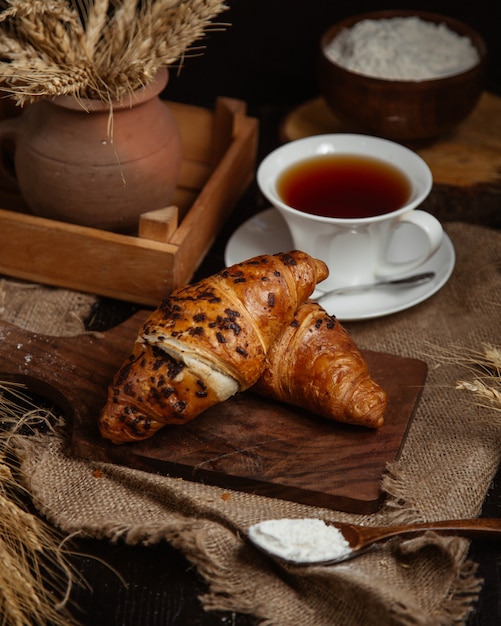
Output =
[
  {"x1": 281, "y1": 91, "x2": 501, "y2": 228},
  {"x1": 0, "y1": 310, "x2": 426, "y2": 515}
]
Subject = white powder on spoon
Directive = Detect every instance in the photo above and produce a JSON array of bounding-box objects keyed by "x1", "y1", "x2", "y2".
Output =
[
  {"x1": 325, "y1": 16, "x2": 480, "y2": 81},
  {"x1": 248, "y1": 518, "x2": 352, "y2": 564}
]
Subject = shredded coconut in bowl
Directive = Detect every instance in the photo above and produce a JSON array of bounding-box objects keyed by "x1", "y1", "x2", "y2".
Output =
[
  {"x1": 324, "y1": 16, "x2": 480, "y2": 81},
  {"x1": 248, "y1": 518, "x2": 352, "y2": 564}
]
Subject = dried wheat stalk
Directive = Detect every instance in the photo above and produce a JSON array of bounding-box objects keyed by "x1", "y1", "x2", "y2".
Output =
[
  {"x1": 0, "y1": 381, "x2": 79, "y2": 626},
  {"x1": 0, "y1": 0, "x2": 228, "y2": 104},
  {"x1": 423, "y1": 339, "x2": 501, "y2": 415},
  {"x1": 455, "y1": 343, "x2": 501, "y2": 413}
]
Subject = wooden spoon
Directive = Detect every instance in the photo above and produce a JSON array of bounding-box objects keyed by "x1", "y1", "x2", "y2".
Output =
[{"x1": 247, "y1": 517, "x2": 501, "y2": 566}]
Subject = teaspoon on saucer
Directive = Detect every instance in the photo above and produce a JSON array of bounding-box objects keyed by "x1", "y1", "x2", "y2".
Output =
[
  {"x1": 247, "y1": 517, "x2": 501, "y2": 566},
  {"x1": 316, "y1": 271, "x2": 435, "y2": 300}
]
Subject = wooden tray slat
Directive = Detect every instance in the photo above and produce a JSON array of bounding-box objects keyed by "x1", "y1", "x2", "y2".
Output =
[{"x1": 0, "y1": 98, "x2": 258, "y2": 306}]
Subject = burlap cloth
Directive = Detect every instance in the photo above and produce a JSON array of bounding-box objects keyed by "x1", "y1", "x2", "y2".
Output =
[{"x1": 3, "y1": 222, "x2": 501, "y2": 625}]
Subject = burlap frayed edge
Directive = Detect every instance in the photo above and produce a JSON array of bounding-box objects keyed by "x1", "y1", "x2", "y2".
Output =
[
  {"x1": 171, "y1": 532, "x2": 284, "y2": 625},
  {"x1": 380, "y1": 462, "x2": 484, "y2": 626},
  {"x1": 382, "y1": 462, "x2": 428, "y2": 526},
  {"x1": 438, "y1": 560, "x2": 483, "y2": 625}
]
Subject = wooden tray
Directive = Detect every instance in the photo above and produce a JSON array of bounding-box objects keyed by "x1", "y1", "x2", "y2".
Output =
[
  {"x1": 0, "y1": 98, "x2": 258, "y2": 306},
  {"x1": 0, "y1": 311, "x2": 427, "y2": 514}
]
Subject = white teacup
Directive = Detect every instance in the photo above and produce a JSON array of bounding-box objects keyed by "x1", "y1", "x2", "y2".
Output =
[{"x1": 257, "y1": 134, "x2": 441, "y2": 293}]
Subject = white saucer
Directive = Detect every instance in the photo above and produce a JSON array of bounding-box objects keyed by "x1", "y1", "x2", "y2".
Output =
[{"x1": 224, "y1": 208, "x2": 455, "y2": 322}]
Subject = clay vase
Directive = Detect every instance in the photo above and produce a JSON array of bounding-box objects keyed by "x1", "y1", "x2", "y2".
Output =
[{"x1": 0, "y1": 69, "x2": 182, "y2": 232}]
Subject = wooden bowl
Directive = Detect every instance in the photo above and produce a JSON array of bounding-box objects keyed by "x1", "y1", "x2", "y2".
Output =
[{"x1": 318, "y1": 10, "x2": 487, "y2": 142}]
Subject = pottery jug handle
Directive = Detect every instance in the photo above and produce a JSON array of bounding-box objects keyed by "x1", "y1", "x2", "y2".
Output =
[{"x1": 0, "y1": 116, "x2": 21, "y2": 191}]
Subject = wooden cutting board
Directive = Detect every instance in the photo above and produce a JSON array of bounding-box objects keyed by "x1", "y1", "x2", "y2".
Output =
[{"x1": 0, "y1": 311, "x2": 427, "y2": 514}]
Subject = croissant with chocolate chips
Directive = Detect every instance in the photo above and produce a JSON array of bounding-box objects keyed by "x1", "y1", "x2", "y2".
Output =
[
  {"x1": 253, "y1": 300, "x2": 387, "y2": 429},
  {"x1": 99, "y1": 251, "x2": 328, "y2": 444}
]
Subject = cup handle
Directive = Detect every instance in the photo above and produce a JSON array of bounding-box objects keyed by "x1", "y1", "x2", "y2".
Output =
[
  {"x1": 377, "y1": 210, "x2": 443, "y2": 277},
  {"x1": 0, "y1": 117, "x2": 21, "y2": 192}
]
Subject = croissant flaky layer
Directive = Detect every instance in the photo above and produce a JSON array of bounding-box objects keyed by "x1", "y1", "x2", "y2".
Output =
[
  {"x1": 99, "y1": 251, "x2": 328, "y2": 444},
  {"x1": 253, "y1": 300, "x2": 387, "y2": 429}
]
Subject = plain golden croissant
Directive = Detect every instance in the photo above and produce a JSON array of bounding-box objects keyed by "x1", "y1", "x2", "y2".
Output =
[
  {"x1": 253, "y1": 300, "x2": 387, "y2": 429},
  {"x1": 99, "y1": 251, "x2": 328, "y2": 443}
]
